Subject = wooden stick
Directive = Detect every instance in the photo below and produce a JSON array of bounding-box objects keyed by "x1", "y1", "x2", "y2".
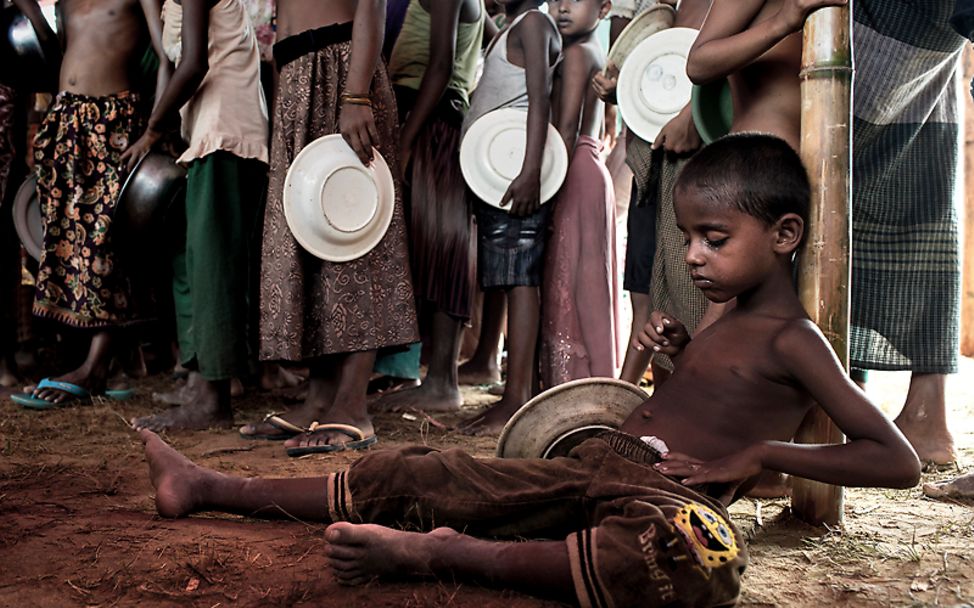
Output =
[{"x1": 792, "y1": 3, "x2": 853, "y2": 526}]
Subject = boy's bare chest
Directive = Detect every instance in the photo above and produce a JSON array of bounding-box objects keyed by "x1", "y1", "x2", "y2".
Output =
[{"x1": 65, "y1": 0, "x2": 137, "y2": 28}]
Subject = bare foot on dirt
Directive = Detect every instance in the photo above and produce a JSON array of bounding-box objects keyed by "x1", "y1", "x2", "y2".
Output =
[
  {"x1": 133, "y1": 374, "x2": 234, "y2": 431},
  {"x1": 894, "y1": 373, "x2": 955, "y2": 466},
  {"x1": 324, "y1": 522, "x2": 458, "y2": 585},
  {"x1": 370, "y1": 381, "x2": 462, "y2": 413},
  {"x1": 923, "y1": 472, "x2": 974, "y2": 500},
  {"x1": 457, "y1": 360, "x2": 501, "y2": 386},
  {"x1": 140, "y1": 429, "x2": 214, "y2": 518},
  {"x1": 152, "y1": 378, "x2": 190, "y2": 406},
  {"x1": 457, "y1": 397, "x2": 522, "y2": 436}
]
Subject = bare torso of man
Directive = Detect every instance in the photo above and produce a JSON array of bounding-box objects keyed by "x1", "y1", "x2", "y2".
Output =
[
  {"x1": 727, "y1": 0, "x2": 801, "y2": 149},
  {"x1": 59, "y1": 0, "x2": 147, "y2": 96}
]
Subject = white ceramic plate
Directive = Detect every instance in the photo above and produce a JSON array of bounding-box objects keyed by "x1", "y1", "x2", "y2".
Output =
[
  {"x1": 460, "y1": 108, "x2": 569, "y2": 210},
  {"x1": 617, "y1": 27, "x2": 698, "y2": 143},
  {"x1": 283, "y1": 134, "x2": 395, "y2": 262}
]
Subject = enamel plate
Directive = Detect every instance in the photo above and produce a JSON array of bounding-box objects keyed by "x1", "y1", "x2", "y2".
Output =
[
  {"x1": 460, "y1": 108, "x2": 569, "y2": 210},
  {"x1": 283, "y1": 134, "x2": 395, "y2": 262},
  {"x1": 607, "y1": 3, "x2": 676, "y2": 69},
  {"x1": 496, "y1": 377, "x2": 648, "y2": 460},
  {"x1": 617, "y1": 27, "x2": 699, "y2": 143}
]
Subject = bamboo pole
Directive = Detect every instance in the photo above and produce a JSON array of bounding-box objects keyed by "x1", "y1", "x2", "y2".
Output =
[
  {"x1": 793, "y1": 3, "x2": 853, "y2": 526},
  {"x1": 961, "y1": 47, "x2": 974, "y2": 357}
]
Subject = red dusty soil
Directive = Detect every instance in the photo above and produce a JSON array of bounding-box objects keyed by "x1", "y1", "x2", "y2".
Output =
[{"x1": 1, "y1": 362, "x2": 974, "y2": 607}]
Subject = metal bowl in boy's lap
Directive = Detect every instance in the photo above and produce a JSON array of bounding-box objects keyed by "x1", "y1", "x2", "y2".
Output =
[
  {"x1": 459, "y1": 108, "x2": 568, "y2": 210},
  {"x1": 496, "y1": 378, "x2": 649, "y2": 459}
]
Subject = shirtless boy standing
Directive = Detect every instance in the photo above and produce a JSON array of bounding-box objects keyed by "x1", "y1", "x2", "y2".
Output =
[
  {"x1": 139, "y1": 135, "x2": 921, "y2": 607},
  {"x1": 10, "y1": 0, "x2": 167, "y2": 408}
]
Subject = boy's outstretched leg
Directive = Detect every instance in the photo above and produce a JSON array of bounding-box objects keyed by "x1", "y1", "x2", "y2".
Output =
[
  {"x1": 140, "y1": 429, "x2": 330, "y2": 520},
  {"x1": 324, "y1": 522, "x2": 575, "y2": 603}
]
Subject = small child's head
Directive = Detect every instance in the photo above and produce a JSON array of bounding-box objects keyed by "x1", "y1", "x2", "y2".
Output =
[
  {"x1": 673, "y1": 133, "x2": 810, "y2": 302},
  {"x1": 549, "y1": 0, "x2": 610, "y2": 38}
]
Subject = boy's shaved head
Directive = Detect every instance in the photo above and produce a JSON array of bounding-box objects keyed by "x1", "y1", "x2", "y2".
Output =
[{"x1": 675, "y1": 133, "x2": 810, "y2": 227}]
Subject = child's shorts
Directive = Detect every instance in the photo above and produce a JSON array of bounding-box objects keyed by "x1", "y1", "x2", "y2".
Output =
[{"x1": 475, "y1": 201, "x2": 552, "y2": 289}]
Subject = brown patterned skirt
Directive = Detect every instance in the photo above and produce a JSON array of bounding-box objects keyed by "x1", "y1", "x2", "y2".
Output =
[
  {"x1": 259, "y1": 28, "x2": 419, "y2": 361},
  {"x1": 32, "y1": 90, "x2": 144, "y2": 328}
]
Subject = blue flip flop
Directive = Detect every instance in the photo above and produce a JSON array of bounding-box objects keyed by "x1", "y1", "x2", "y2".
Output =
[
  {"x1": 104, "y1": 387, "x2": 136, "y2": 401},
  {"x1": 11, "y1": 378, "x2": 91, "y2": 410}
]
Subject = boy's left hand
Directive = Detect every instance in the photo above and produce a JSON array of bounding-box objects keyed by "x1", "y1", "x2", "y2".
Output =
[
  {"x1": 776, "y1": 0, "x2": 848, "y2": 33},
  {"x1": 591, "y1": 65, "x2": 619, "y2": 104},
  {"x1": 655, "y1": 445, "x2": 765, "y2": 503},
  {"x1": 500, "y1": 170, "x2": 542, "y2": 217}
]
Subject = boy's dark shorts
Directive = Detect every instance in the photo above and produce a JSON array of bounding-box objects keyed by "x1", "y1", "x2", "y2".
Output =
[
  {"x1": 475, "y1": 201, "x2": 552, "y2": 289},
  {"x1": 623, "y1": 176, "x2": 657, "y2": 294}
]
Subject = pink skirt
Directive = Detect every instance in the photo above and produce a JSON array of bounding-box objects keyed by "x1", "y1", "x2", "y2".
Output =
[{"x1": 540, "y1": 136, "x2": 622, "y2": 387}]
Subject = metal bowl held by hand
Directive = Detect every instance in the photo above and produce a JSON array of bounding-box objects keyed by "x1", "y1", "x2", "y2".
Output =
[
  {"x1": 12, "y1": 174, "x2": 43, "y2": 262},
  {"x1": 6, "y1": 12, "x2": 43, "y2": 60},
  {"x1": 114, "y1": 151, "x2": 186, "y2": 245},
  {"x1": 496, "y1": 377, "x2": 649, "y2": 459}
]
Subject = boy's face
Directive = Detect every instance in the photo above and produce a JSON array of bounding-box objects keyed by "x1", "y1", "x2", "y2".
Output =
[
  {"x1": 549, "y1": 0, "x2": 608, "y2": 37},
  {"x1": 673, "y1": 186, "x2": 782, "y2": 303}
]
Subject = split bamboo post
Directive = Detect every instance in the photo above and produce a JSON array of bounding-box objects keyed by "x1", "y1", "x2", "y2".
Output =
[
  {"x1": 792, "y1": 3, "x2": 853, "y2": 526},
  {"x1": 961, "y1": 47, "x2": 974, "y2": 357}
]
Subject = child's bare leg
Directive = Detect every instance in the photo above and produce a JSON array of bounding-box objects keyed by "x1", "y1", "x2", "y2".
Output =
[
  {"x1": 324, "y1": 522, "x2": 575, "y2": 603},
  {"x1": 893, "y1": 372, "x2": 955, "y2": 466},
  {"x1": 373, "y1": 312, "x2": 463, "y2": 412},
  {"x1": 284, "y1": 350, "x2": 376, "y2": 450},
  {"x1": 458, "y1": 290, "x2": 506, "y2": 385},
  {"x1": 140, "y1": 429, "x2": 329, "y2": 519},
  {"x1": 460, "y1": 286, "x2": 538, "y2": 435},
  {"x1": 620, "y1": 292, "x2": 653, "y2": 384},
  {"x1": 32, "y1": 331, "x2": 114, "y2": 403}
]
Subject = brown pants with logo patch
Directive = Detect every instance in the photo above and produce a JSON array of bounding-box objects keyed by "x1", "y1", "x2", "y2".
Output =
[{"x1": 326, "y1": 432, "x2": 748, "y2": 608}]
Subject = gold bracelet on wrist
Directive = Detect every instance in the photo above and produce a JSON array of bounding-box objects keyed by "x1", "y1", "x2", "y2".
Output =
[{"x1": 341, "y1": 94, "x2": 373, "y2": 107}]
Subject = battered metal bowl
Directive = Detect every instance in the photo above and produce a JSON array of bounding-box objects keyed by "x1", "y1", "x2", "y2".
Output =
[
  {"x1": 115, "y1": 151, "x2": 186, "y2": 240},
  {"x1": 11, "y1": 174, "x2": 42, "y2": 262},
  {"x1": 6, "y1": 12, "x2": 43, "y2": 61}
]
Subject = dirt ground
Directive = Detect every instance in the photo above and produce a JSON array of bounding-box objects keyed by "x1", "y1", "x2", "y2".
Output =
[{"x1": 1, "y1": 360, "x2": 973, "y2": 607}]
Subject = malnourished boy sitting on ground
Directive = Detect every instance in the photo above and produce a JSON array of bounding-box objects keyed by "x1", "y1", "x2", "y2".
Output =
[{"x1": 139, "y1": 134, "x2": 921, "y2": 607}]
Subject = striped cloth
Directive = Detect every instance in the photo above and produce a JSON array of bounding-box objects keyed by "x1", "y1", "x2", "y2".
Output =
[{"x1": 851, "y1": 0, "x2": 966, "y2": 373}]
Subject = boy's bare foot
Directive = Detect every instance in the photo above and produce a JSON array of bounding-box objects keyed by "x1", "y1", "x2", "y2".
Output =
[
  {"x1": 894, "y1": 373, "x2": 955, "y2": 466},
  {"x1": 324, "y1": 522, "x2": 457, "y2": 585},
  {"x1": 923, "y1": 472, "x2": 974, "y2": 500},
  {"x1": 140, "y1": 428, "x2": 216, "y2": 517},
  {"x1": 457, "y1": 360, "x2": 501, "y2": 386},
  {"x1": 371, "y1": 381, "x2": 462, "y2": 413},
  {"x1": 458, "y1": 396, "x2": 523, "y2": 436}
]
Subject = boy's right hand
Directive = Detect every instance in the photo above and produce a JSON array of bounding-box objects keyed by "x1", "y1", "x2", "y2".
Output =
[
  {"x1": 775, "y1": 0, "x2": 848, "y2": 33},
  {"x1": 499, "y1": 169, "x2": 542, "y2": 217},
  {"x1": 652, "y1": 106, "x2": 701, "y2": 156},
  {"x1": 634, "y1": 311, "x2": 690, "y2": 356},
  {"x1": 591, "y1": 64, "x2": 619, "y2": 104}
]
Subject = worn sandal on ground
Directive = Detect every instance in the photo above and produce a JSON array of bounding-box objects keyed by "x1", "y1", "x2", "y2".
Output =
[
  {"x1": 239, "y1": 413, "x2": 309, "y2": 441},
  {"x1": 285, "y1": 422, "x2": 378, "y2": 457}
]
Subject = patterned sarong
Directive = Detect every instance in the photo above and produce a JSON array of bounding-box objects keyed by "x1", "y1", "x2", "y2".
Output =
[
  {"x1": 0, "y1": 82, "x2": 15, "y2": 204},
  {"x1": 32, "y1": 90, "x2": 144, "y2": 328},
  {"x1": 851, "y1": 1, "x2": 965, "y2": 373}
]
